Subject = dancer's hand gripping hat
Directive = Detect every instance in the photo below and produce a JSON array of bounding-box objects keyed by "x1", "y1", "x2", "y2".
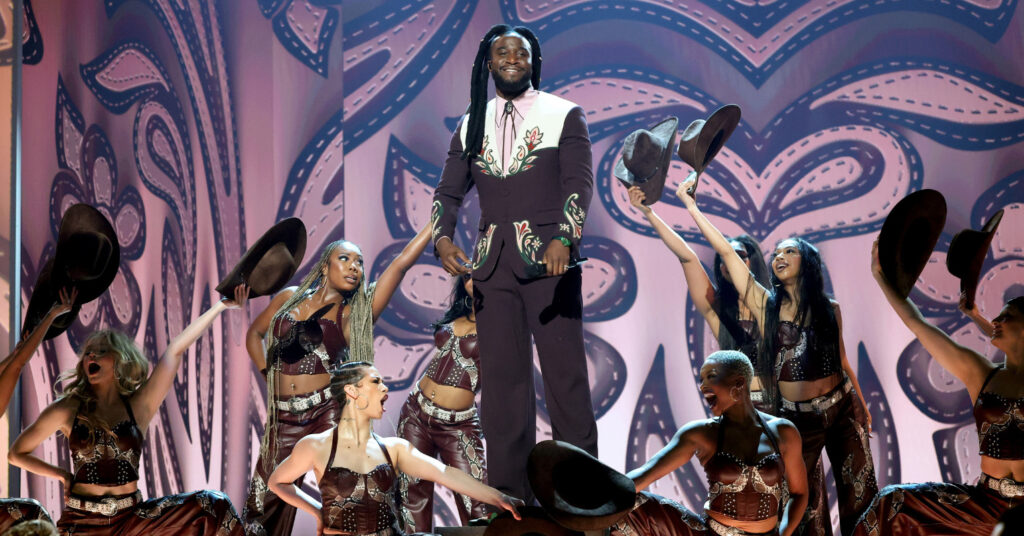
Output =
[
  {"x1": 614, "y1": 116, "x2": 679, "y2": 206},
  {"x1": 677, "y1": 104, "x2": 741, "y2": 197},
  {"x1": 216, "y1": 218, "x2": 307, "y2": 298},
  {"x1": 23, "y1": 203, "x2": 120, "y2": 340}
]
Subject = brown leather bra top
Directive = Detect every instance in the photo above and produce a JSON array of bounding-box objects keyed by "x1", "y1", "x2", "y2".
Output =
[
  {"x1": 68, "y1": 397, "x2": 143, "y2": 486},
  {"x1": 319, "y1": 429, "x2": 400, "y2": 534},
  {"x1": 773, "y1": 321, "x2": 840, "y2": 382},
  {"x1": 975, "y1": 366, "x2": 1024, "y2": 460},
  {"x1": 270, "y1": 302, "x2": 348, "y2": 375},
  {"x1": 423, "y1": 323, "x2": 481, "y2": 393},
  {"x1": 704, "y1": 417, "x2": 788, "y2": 521}
]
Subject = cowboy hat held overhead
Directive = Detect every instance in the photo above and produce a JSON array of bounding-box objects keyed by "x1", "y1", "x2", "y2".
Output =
[
  {"x1": 947, "y1": 209, "x2": 1004, "y2": 310},
  {"x1": 216, "y1": 218, "x2": 308, "y2": 298},
  {"x1": 677, "y1": 104, "x2": 741, "y2": 197},
  {"x1": 527, "y1": 440, "x2": 636, "y2": 531},
  {"x1": 614, "y1": 116, "x2": 679, "y2": 206},
  {"x1": 22, "y1": 203, "x2": 120, "y2": 340},
  {"x1": 877, "y1": 189, "x2": 947, "y2": 299}
]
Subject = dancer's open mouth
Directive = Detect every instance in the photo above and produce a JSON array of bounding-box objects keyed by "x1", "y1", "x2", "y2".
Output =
[{"x1": 87, "y1": 363, "x2": 101, "y2": 375}]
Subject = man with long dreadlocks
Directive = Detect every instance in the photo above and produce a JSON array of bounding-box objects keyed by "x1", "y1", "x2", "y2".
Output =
[{"x1": 431, "y1": 24, "x2": 597, "y2": 502}]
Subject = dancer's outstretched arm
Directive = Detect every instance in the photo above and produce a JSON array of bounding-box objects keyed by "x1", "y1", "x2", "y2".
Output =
[
  {"x1": 0, "y1": 287, "x2": 76, "y2": 417},
  {"x1": 132, "y1": 285, "x2": 248, "y2": 429},
  {"x1": 627, "y1": 420, "x2": 710, "y2": 492},
  {"x1": 370, "y1": 224, "x2": 432, "y2": 320},
  {"x1": 677, "y1": 177, "x2": 770, "y2": 326},
  {"x1": 389, "y1": 437, "x2": 523, "y2": 518},
  {"x1": 629, "y1": 187, "x2": 722, "y2": 336},
  {"x1": 871, "y1": 240, "x2": 992, "y2": 398}
]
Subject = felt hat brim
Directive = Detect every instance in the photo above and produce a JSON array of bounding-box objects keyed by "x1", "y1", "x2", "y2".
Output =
[
  {"x1": 216, "y1": 218, "x2": 308, "y2": 298},
  {"x1": 677, "y1": 104, "x2": 741, "y2": 175},
  {"x1": 878, "y1": 189, "x2": 947, "y2": 299},
  {"x1": 527, "y1": 440, "x2": 636, "y2": 531}
]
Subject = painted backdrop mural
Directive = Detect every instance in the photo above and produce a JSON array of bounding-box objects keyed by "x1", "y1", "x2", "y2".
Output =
[{"x1": 12, "y1": 0, "x2": 1024, "y2": 534}]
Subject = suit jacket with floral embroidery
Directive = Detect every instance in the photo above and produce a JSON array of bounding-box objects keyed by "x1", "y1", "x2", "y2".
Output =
[{"x1": 431, "y1": 92, "x2": 593, "y2": 280}]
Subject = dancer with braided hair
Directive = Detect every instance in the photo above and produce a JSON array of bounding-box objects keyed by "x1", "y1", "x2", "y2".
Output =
[
  {"x1": 431, "y1": 24, "x2": 596, "y2": 502},
  {"x1": 241, "y1": 225, "x2": 432, "y2": 536}
]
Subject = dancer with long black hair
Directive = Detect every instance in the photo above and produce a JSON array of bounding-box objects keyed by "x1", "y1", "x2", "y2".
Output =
[
  {"x1": 396, "y1": 275, "x2": 488, "y2": 532},
  {"x1": 241, "y1": 225, "x2": 431, "y2": 536},
  {"x1": 613, "y1": 350, "x2": 807, "y2": 536},
  {"x1": 267, "y1": 362, "x2": 522, "y2": 536},
  {"x1": 679, "y1": 175, "x2": 877, "y2": 535},
  {"x1": 9, "y1": 285, "x2": 249, "y2": 535},
  {"x1": 852, "y1": 243, "x2": 1024, "y2": 536}
]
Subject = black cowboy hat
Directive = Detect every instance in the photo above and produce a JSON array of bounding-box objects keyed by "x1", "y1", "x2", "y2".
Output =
[
  {"x1": 677, "y1": 104, "x2": 741, "y2": 196},
  {"x1": 527, "y1": 440, "x2": 636, "y2": 531},
  {"x1": 878, "y1": 189, "x2": 947, "y2": 299},
  {"x1": 946, "y1": 209, "x2": 1003, "y2": 310},
  {"x1": 482, "y1": 507, "x2": 584, "y2": 536},
  {"x1": 614, "y1": 116, "x2": 679, "y2": 206},
  {"x1": 22, "y1": 203, "x2": 120, "y2": 340},
  {"x1": 216, "y1": 218, "x2": 307, "y2": 298}
]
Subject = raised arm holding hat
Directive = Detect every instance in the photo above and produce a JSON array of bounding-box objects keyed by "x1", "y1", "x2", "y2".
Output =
[{"x1": 855, "y1": 235, "x2": 1024, "y2": 536}]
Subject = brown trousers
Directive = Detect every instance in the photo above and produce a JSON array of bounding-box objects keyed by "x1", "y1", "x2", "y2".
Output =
[
  {"x1": 242, "y1": 396, "x2": 340, "y2": 536},
  {"x1": 396, "y1": 393, "x2": 489, "y2": 531},
  {"x1": 779, "y1": 383, "x2": 878, "y2": 536},
  {"x1": 0, "y1": 498, "x2": 53, "y2": 532},
  {"x1": 611, "y1": 492, "x2": 780, "y2": 536},
  {"x1": 853, "y1": 480, "x2": 1023, "y2": 536},
  {"x1": 473, "y1": 257, "x2": 598, "y2": 502},
  {"x1": 57, "y1": 490, "x2": 241, "y2": 535}
]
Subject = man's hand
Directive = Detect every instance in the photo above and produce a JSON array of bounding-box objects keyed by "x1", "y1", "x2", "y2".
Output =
[
  {"x1": 437, "y1": 237, "x2": 471, "y2": 276},
  {"x1": 541, "y1": 239, "x2": 570, "y2": 276}
]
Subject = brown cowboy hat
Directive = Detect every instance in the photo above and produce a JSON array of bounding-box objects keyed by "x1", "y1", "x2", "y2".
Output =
[
  {"x1": 22, "y1": 203, "x2": 120, "y2": 339},
  {"x1": 216, "y1": 218, "x2": 307, "y2": 298},
  {"x1": 677, "y1": 104, "x2": 741, "y2": 175},
  {"x1": 878, "y1": 189, "x2": 947, "y2": 299},
  {"x1": 614, "y1": 116, "x2": 679, "y2": 206},
  {"x1": 946, "y1": 209, "x2": 1003, "y2": 310},
  {"x1": 482, "y1": 507, "x2": 584, "y2": 536},
  {"x1": 527, "y1": 440, "x2": 636, "y2": 531}
]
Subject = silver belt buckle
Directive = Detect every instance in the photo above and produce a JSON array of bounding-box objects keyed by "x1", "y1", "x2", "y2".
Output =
[
  {"x1": 98, "y1": 499, "x2": 117, "y2": 516},
  {"x1": 999, "y1": 478, "x2": 1023, "y2": 497},
  {"x1": 810, "y1": 396, "x2": 826, "y2": 413}
]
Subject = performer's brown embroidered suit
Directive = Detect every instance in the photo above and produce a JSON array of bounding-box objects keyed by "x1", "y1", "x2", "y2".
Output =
[{"x1": 431, "y1": 90, "x2": 597, "y2": 501}]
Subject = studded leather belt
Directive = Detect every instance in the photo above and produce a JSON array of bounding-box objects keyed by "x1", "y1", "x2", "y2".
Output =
[
  {"x1": 980, "y1": 473, "x2": 1024, "y2": 498},
  {"x1": 780, "y1": 376, "x2": 852, "y2": 413},
  {"x1": 414, "y1": 389, "x2": 477, "y2": 424},
  {"x1": 275, "y1": 385, "x2": 335, "y2": 413}
]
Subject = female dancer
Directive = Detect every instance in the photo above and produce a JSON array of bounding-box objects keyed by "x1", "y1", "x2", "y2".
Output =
[
  {"x1": 679, "y1": 176, "x2": 877, "y2": 535},
  {"x1": 614, "y1": 350, "x2": 807, "y2": 536},
  {"x1": 242, "y1": 225, "x2": 432, "y2": 535},
  {"x1": 9, "y1": 285, "x2": 249, "y2": 535},
  {"x1": 396, "y1": 274, "x2": 487, "y2": 532},
  {"x1": 268, "y1": 361, "x2": 523, "y2": 536},
  {"x1": 852, "y1": 243, "x2": 1024, "y2": 536},
  {"x1": 627, "y1": 187, "x2": 771, "y2": 399},
  {"x1": 0, "y1": 288, "x2": 75, "y2": 532}
]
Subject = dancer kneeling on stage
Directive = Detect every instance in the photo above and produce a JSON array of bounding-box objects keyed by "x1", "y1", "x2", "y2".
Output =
[
  {"x1": 267, "y1": 361, "x2": 523, "y2": 536},
  {"x1": 853, "y1": 242, "x2": 1024, "y2": 536},
  {"x1": 396, "y1": 274, "x2": 488, "y2": 532},
  {"x1": 9, "y1": 285, "x2": 249, "y2": 535},
  {"x1": 614, "y1": 350, "x2": 807, "y2": 536}
]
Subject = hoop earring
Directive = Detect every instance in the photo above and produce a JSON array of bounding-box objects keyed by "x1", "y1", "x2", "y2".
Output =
[
  {"x1": 729, "y1": 386, "x2": 740, "y2": 402},
  {"x1": 462, "y1": 296, "x2": 473, "y2": 310},
  {"x1": 355, "y1": 393, "x2": 370, "y2": 411}
]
